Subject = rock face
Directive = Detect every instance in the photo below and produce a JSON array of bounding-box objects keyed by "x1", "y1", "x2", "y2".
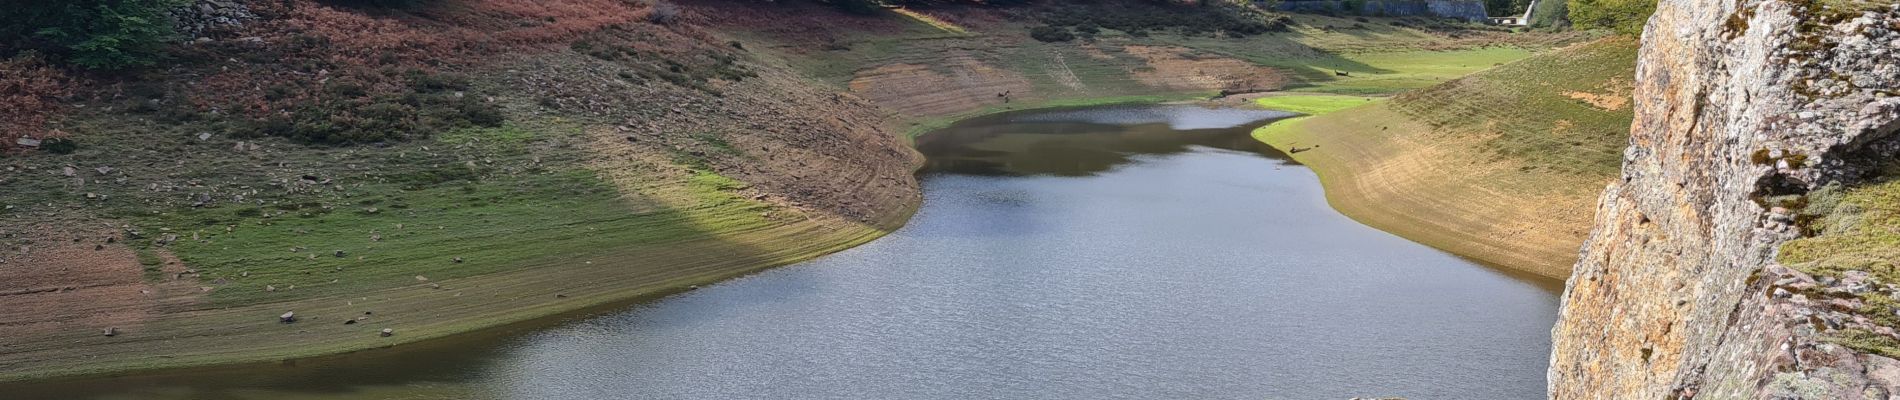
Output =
[{"x1": 1550, "y1": 1, "x2": 1899, "y2": 399}]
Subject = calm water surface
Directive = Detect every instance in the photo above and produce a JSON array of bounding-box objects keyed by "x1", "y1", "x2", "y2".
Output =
[{"x1": 8, "y1": 105, "x2": 1560, "y2": 399}]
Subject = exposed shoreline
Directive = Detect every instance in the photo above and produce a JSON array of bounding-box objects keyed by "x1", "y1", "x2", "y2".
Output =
[{"x1": 0, "y1": 95, "x2": 1206, "y2": 385}]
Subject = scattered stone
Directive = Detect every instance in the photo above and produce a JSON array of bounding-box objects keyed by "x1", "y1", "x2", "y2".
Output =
[
  {"x1": 265, "y1": 285, "x2": 276, "y2": 292},
  {"x1": 415, "y1": 275, "x2": 429, "y2": 282},
  {"x1": 380, "y1": 328, "x2": 394, "y2": 337},
  {"x1": 197, "y1": 132, "x2": 212, "y2": 141},
  {"x1": 333, "y1": 250, "x2": 346, "y2": 258},
  {"x1": 279, "y1": 311, "x2": 296, "y2": 324},
  {"x1": 103, "y1": 327, "x2": 117, "y2": 337},
  {"x1": 452, "y1": 257, "x2": 464, "y2": 264},
  {"x1": 15, "y1": 137, "x2": 41, "y2": 147},
  {"x1": 344, "y1": 319, "x2": 357, "y2": 325}
]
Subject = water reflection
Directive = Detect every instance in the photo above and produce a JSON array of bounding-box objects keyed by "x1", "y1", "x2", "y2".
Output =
[{"x1": 916, "y1": 105, "x2": 1293, "y2": 176}]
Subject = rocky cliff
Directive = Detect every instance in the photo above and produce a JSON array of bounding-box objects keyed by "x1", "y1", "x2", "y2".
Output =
[{"x1": 1549, "y1": 1, "x2": 1899, "y2": 398}]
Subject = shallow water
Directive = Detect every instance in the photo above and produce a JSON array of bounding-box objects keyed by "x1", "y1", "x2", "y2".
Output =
[{"x1": 5, "y1": 105, "x2": 1559, "y2": 400}]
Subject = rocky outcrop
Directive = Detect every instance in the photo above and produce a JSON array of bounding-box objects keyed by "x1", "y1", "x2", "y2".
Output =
[
  {"x1": 1549, "y1": 1, "x2": 1900, "y2": 399},
  {"x1": 168, "y1": 0, "x2": 255, "y2": 40}
]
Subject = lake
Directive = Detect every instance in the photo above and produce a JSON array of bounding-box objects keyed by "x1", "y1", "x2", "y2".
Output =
[{"x1": 5, "y1": 104, "x2": 1559, "y2": 399}]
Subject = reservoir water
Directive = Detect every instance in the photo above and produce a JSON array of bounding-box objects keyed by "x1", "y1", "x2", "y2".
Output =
[{"x1": 7, "y1": 105, "x2": 1560, "y2": 399}]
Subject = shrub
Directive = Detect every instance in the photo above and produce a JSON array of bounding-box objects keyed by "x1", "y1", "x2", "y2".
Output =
[
  {"x1": 1, "y1": 0, "x2": 189, "y2": 70},
  {"x1": 1074, "y1": 22, "x2": 1101, "y2": 36},
  {"x1": 38, "y1": 138, "x2": 78, "y2": 154},
  {"x1": 0, "y1": 54, "x2": 72, "y2": 151},
  {"x1": 1029, "y1": 25, "x2": 1075, "y2": 42},
  {"x1": 648, "y1": 2, "x2": 683, "y2": 25},
  {"x1": 223, "y1": 69, "x2": 505, "y2": 145},
  {"x1": 1568, "y1": 0, "x2": 1655, "y2": 35}
]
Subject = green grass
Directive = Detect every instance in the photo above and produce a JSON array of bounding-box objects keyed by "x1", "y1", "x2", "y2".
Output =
[
  {"x1": 1782, "y1": 180, "x2": 1900, "y2": 285},
  {"x1": 1, "y1": 115, "x2": 777, "y2": 307},
  {"x1": 1253, "y1": 94, "x2": 1381, "y2": 115},
  {"x1": 1386, "y1": 38, "x2": 1640, "y2": 175},
  {"x1": 1803, "y1": 176, "x2": 1900, "y2": 361},
  {"x1": 1223, "y1": 46, "x2": 1537, "y2": 95},
  {"x1": 158, "y1": 168, "x2": 769, "y2": 307}
]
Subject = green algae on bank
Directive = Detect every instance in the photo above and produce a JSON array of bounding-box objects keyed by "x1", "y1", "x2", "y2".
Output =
[{"x1": 1252, "y1": 94, "x2": 1382, "y2": 115}]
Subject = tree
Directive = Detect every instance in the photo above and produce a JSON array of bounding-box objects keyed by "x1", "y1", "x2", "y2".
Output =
[{"x1": 1, "y1": 0, "x2": 189, "y2": 70}]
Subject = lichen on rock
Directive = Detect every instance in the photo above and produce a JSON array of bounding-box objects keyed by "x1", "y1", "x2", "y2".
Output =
[{"x1": 1549, "y1": 1, "x2": 1899, "y2": 398}]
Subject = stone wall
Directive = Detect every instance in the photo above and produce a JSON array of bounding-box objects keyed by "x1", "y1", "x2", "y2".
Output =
[{"x1": 1548, "y1": 1, "x2": 1900, "y2": 399}]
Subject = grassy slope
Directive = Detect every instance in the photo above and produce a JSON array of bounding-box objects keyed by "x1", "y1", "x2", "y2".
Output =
[
  {"x1": 0, "y1": 6, "x2": 922, "y2": 380},
  {"x1": 710, "y1": 3, "x2": 1578, "y2": 135},
  {"x1": 1253, "y1": 37, "x2": 1639, "y2": 278},
  {"x1": 0, "y1": 104, "x2": 909, "y2": 380}
]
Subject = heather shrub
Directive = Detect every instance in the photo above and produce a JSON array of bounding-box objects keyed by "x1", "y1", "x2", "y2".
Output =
[
  {"x1": 1029, "y1": 25, "x2": 1076, "y2": 42},
  {"x1": 1568, "y1": 0, "x2": 1655, "y2": 35}
]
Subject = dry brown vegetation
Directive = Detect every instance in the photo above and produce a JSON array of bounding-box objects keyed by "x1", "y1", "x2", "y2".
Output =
[{"x1": 0, "y1": 56, "x2": 74, "y2": 152}]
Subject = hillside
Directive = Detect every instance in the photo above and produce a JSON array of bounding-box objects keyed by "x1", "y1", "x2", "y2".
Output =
[
  {"x1": 0, "y1": 0, "x2": 920, "y2": 380},
  {"x1": 1252, "y1": 37, "x2": 1639, "y2": 278},
  {"x1": 0, "y1": 0, "x2": 1597, "y2": 383},
  {"x1": 693, "y1": 0, "x2": 1588, "y2": 134}
]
